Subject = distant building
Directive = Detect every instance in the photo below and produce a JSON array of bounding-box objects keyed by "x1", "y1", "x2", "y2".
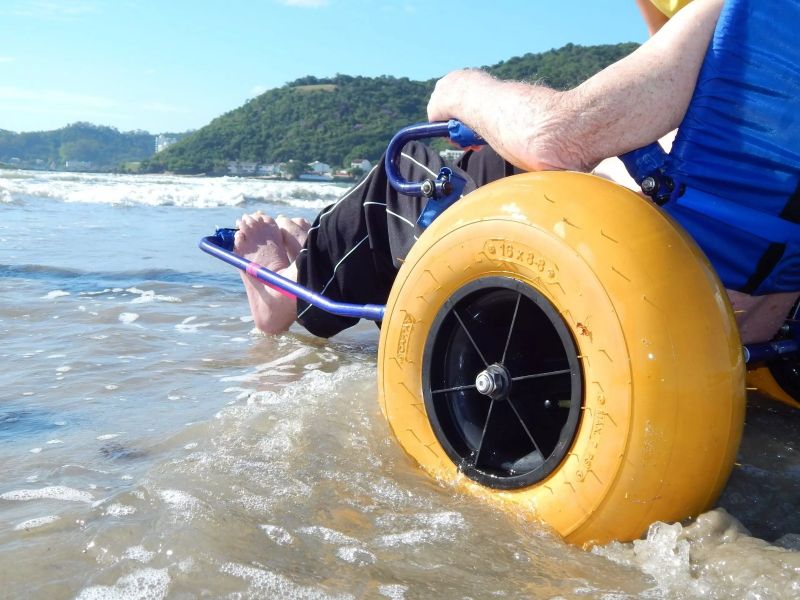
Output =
[
  {"x1": 155, "y1": 134, "x2": 177, "y2": 153},
  {"x1": 65, "y1": 160, "x2": 92, "y2": 169},
  {"x1": 309, "y1": 161, "x2": 331, "y2": 175},
  {"x1": 439, "y1": 149, "x2": 465, "y2": 163},
  {"x1": 227, "y1": 161, "x2": 260, "y2": 176},
  {"x1": 258, "y1": 163, "x2": 281, "y2": 176},
  {"x1": 350, "y1": 158, "x2": 371, "y2": 172}
]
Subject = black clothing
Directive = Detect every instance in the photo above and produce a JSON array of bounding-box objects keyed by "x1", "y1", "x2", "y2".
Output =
[{"x1": 296, "y1": 143, "x2": 517, "y2": 337}]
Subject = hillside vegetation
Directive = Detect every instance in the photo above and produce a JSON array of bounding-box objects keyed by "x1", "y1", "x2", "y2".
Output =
[
  {"x1": 0, "y1": 123, "x2": 160, "y2": 170},
  {"x1": 146, "y1": 42, "x2": 638, "y2": 174}
]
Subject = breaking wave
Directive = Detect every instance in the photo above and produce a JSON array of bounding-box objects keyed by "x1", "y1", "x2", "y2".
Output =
[{"x1": 0, "y1": 170, "x2": 347, "y2": 209}]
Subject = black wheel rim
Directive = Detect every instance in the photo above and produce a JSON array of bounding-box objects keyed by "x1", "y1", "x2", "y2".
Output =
[{"x1": 422, "y1": 277, "x2": 583, "y2": 490}]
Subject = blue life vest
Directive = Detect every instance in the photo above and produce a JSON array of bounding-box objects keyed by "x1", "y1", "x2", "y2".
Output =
[{"x1": 640, "y1": 0, "x2": 800, "y2": 294}]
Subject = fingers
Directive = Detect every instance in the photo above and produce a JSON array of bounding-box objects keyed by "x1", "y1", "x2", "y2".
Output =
[{"x1": 427, "y1": 68, "x2": 487, "y2": 123}]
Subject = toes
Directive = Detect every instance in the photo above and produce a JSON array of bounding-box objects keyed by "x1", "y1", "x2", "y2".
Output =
[
  {"x1": 234, "y1": 228, "x2": 246, "y2": 250},
  {"x1": 280, "y1": 229, "x2": 303, "y2": 263},
  {"x1": 291, "y1": 217, "x2": 312, "y2": 232},
  {"x1": 242, "y1": 213, "x2": 261, "y2": 229},
  {"x1": 235, "y1": 213, "x2": 307, "y2": 266},
  {"x1": 276, "y1": 216, "x2": 310, "y2": 263},
  {"x1": 277, "y1": 216, "x2": 309, "y2": 237},
  {"x1": 239, "y1": 212, "x2": 279, "y2": 234},
  {"x1": 238, "y1": 213, "x2": 254, "y2": 233}
]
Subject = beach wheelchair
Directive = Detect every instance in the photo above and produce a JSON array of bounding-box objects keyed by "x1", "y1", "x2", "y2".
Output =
[{"x1": 202, "y1": 0, "x2": 799, "y2": 545}]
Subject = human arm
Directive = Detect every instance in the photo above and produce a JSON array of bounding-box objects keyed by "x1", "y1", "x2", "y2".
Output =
[{"x1": 426, "y1": 0, "x2": 723, "y2": 173}]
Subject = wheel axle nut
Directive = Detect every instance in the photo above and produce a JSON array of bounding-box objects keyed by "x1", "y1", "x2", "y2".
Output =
[
  {"x1": 476, "y1": 372, "x2": 496, "y2": 395},
  {"x1": 475, "y1": 364, "x2": 511, "y2": 400}
]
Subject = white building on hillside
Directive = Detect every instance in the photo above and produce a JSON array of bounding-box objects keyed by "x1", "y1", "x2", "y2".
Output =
[
  {"x1": 155, "y1": 134, "x2": 177, "y2": 153},
  {"x1": 258, "y1": 164, "x2": 280, "y2": 176},
  {"x1": 350, "y1": 158, "x2": 371, "y2": 172},
  {"x1": 309, "y1": 161, "x2": 331, "y2": 175},
  {"x1": 227, "y1": 161, "x2": 259, "y2": 175}
]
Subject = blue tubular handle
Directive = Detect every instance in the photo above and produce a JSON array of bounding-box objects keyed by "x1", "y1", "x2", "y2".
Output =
[
  {"x1": 385, "y1": 120, "x2": 484, "y2": 196},
  {"x1": 199, "y1": 229, "x2": 386, "y2": 322}
]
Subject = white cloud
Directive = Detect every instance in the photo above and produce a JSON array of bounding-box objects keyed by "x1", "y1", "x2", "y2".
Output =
[{"x1": 276, "y1": 0, "x2": 328, "y2": 7}]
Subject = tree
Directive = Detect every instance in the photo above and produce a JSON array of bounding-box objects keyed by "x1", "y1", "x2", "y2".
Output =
[
  {"x1": 348, "y1": 166, "x2": 364, "y2": 180},
  {"x1": 282, "y1": 159, "x2": 309, "y2": 179}
]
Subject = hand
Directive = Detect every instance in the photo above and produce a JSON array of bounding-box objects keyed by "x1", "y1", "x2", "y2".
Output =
[{"x1": 427, "y1": 69, "x2": 489, "y2": 123}]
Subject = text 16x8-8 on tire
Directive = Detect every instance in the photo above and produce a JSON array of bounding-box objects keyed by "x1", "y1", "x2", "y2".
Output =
[{"x1": 377, "y1": 172, "x2": 745, "y2": 546}]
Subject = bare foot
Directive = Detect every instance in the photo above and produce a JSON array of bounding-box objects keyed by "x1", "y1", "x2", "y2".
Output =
[
  {"x1": 276, "y1": 216, "x2": 311, "y2": 263},
  {"x1": 235, "y1": 212, "x2": 298, "y2": 334}
]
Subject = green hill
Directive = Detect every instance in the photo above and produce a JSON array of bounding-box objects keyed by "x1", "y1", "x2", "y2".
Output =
[
  {"x1": 146, "y1": 42, "x2": 638, "y2": 175},
  {"x1": 0, "y1": 123, "x2": 162, "y2": 171}
]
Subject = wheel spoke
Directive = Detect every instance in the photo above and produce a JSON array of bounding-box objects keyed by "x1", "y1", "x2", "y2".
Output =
[
  {"x1": 451, "y1": 307, "x2": 489, "y2": 367},
  {"x1": 473, "y1": 400, "x2": 495, "y2": 467},
  {"x1": 511, "y1": 368, "x2": 572, "y2": 382},
  {"x1": 507, "y1": 396, "x2": 543, "y2": 456},
  {"x1": 501, "y1": 292, "x2": 522, "y2": 364},
  {"x1": 431, "y1": 383, "x2": 478, "y2": 394}
]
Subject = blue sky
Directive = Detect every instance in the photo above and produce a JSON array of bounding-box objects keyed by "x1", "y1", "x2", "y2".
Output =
[{"x1": 0, "y1": 1, "x2": 648, "y2": 134}]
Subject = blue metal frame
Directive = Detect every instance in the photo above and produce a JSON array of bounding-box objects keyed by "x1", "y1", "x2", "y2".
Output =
[
  {"x1": 199, "y1": 229, "x2": 385, "y2": 322},
  {"x1": 383, "y1": 119, "x2": 483, "y2": 197},
  {"x1": 618, "y1": 143, "x2": 674, "y2": 205}
]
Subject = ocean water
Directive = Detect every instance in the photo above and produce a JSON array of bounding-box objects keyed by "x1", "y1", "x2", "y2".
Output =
[{"x1": 0, "y1": 169, "x2": 798, "y2": 599}]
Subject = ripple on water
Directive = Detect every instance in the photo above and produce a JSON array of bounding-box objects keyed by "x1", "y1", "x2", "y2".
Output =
[
  {"x1": 260, "y1": 524, "x2": 294, "y2": 546},
  {"x1": 0, "y1": 485, "x2": 94, "y2": 503},
  {"x1": 13, "y1": 515, "x2": 60, "y2": 531},
  {"x1": 219, "y1": 563, "x2": 353, "y2": 600},
  {"x1": 104, "y1": 503, "x2": 137, "y2": 517},
  {"x1": 75, "y1": 568, "x2": 170, "y2": 600}
]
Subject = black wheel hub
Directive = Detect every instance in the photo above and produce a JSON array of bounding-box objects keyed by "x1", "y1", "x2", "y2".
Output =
[
  {"x1": 422, "y1": 277, "x2": 583, "y2": 490},
  {"x1": 475, "y1": 363, "x2": 512, "y2": 401}
]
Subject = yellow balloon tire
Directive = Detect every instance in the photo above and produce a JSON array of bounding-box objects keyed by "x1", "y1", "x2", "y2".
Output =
[{"x1": 377, "y1": 172, "x2": 746, "y2": 546}]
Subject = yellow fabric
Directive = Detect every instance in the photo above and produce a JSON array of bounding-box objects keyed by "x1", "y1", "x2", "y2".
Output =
[{"x1": 649, "y1": 0, "x2": 693, "y2": 17}]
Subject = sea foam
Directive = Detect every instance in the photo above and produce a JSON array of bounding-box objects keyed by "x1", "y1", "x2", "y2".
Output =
[
  {"x1": 3, "y1": 170, "x2": 343, "y2": 209},
  {"x1": 0, "y1": 485, "x2": 94, "y2": 503}
]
